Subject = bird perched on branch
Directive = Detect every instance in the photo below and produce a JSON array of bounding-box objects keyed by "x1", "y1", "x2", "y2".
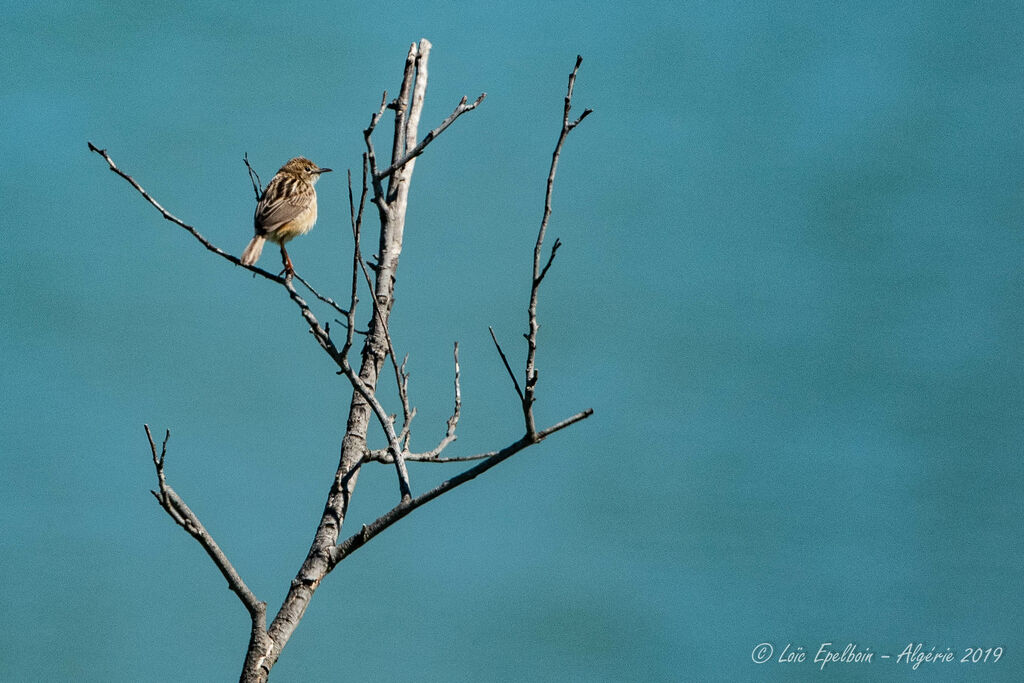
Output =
[{"x1": 241, "y1": 156, "x2": 332, "y2": 273}]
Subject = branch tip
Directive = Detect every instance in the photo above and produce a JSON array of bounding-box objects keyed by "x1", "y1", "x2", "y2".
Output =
[
  {"x1": 243, "y1": 153, "x2": 263, "y2": 200},
  {"x1": 142, "y1": 423, "x2": 262, "y2": 620},
  {"x1": 489, "y1": 326, "x2": 525, "y2": 402},
  {"x1": 374, "y1": 91, "x2": 486, "y2": 180}
]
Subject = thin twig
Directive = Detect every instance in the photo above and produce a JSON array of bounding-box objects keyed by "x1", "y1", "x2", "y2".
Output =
[
  {"x1": 331, "y1": 408, "x2": 594, "y2": 568},
  {"x1": 349, "y1": 157, "x2": 369, "y2": 262},
  {"x1": 281, "y1": 277, "x2": 345, "y2": 362},
  {"x1": 564, "y1": 55, "x2": 594, "y2": 130},
  {"x1": 522, "y1": 56, "x2": 591, "y2": 437},
  {"x1": 243, "y1": 153, "x2": 263, "y2": 200},
  {"x1": 364, "y1": 92, "x2": 388, "y2": 209},
  {"x1": 395, "y1": 354, "x2": 414, "y2": 450},
  {"x1": 88, "y1": 142, "x2": 359, "y2": 363},
  {"x1": 293, "y1": 271, "x2": 349, "y2": 317},
  {"x1": 144, "y1": 425, "x2": 266, "y2": 621},
  {"x1": 489, "y1": 326, "x2": 524, "y2": 402},
  {"x1": 87, "y1": 142, "x2": 359, "y2": 314},
  {"x1": 374, "y1": 93, "x2": 486, "y2": 180},
  {"x1": 342, "y1": 168, "x2": 362, "y2": 358},
  {"x1": 383, "y1": 333, "x2": 411, "y2": 445},
  {"x1": 87, "y1": 143, "x2": 284, "y2": 282},
  {"x1": 365, "y1": 341, "x2": 462, "y2": 463},
  {"x1": 537, "y1": 238, "x2": 562, "y2": 286},
  {"x1": 426, "y1": 340, "x2": 463, "y2": 457}
]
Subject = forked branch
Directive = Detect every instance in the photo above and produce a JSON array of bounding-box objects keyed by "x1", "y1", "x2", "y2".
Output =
[
  {"x1": 375, "y1": 93, "x2": 486, "y2": 180},
  {"x1": 87, "y1": 143, "x2": 283, "y2": 282},
  {"x1": 331, "y1": 407, "x2": 593, "y2": 568},
  {"x1": 144, "y1": 425, "x2": 266, "y2": 622},
  {"x1": 91, "y1": 44, "x2": 593, "y2": 683},
  {"x1": 489, "y1": 56, "x2": 592, "y2": 438},
  {"x1": 243, "y1": 152, "x2": 262, "y2": 199},
  {"x1": 87, "y1": 143, "x2": 347, "y2": 316},
  {"x1": 365, "y1": 341, "x2": 463, "y2": 463}
]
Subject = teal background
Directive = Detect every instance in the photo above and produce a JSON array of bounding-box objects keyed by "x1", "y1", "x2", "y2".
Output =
[{"x1": 2, "y1": 2, "x2": 1022, "y2": 681}]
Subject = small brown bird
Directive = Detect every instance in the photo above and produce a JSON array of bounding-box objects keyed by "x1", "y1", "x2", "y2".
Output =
[{"x1": 241, "y1": 156, "x2": 332, "y2": 272}]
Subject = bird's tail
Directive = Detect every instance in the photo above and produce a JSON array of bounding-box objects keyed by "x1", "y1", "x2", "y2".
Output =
[{"x1": 240, "y1": 236, "x2": 266, "y2": 266}]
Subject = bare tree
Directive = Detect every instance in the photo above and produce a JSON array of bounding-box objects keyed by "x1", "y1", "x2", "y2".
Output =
[{"x1": 89, "y1": 40, "x2": 593, "y2": 681}]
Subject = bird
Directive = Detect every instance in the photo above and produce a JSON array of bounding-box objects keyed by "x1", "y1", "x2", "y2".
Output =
[{"x1": 241, "y1": 156, "x2": 332, "y2": 273}]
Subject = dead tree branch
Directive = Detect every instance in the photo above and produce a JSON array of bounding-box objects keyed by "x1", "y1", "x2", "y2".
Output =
[
  {"x1": 87, "y1": 138, "x2": 358, "y2": 336},
  {"x1": 292, "y1": 271, "x2": 349, "y2": 317},
  {"x1": 243, "y1": 152, "x2": 262, "y2": 199},
  {"x1": 144, "y1": 425, "x2": 267, "y2": 628},
  {"x1": 365, "y1": 341, "x2": 462, "y2": 463},
  {"x1": 375, "y1": 93, "x2": 486, "y2": 180},
  {"x1": 87, "y1": 142, "x2": 285, "y2": 283},
  {"x1": 489, "y1": 326, "x2": 525, "y2": 402},
  {"x1": 91, "y1": 44, "x2": 593, "y2": 683},
  {"x1": 260, "y1": 41, "x2": 447, "y2": 676},
  {"x1": 332, "y1": 407, "x2": 593, "y2": 567},
  {"x1": 520, "y1": 55, "x2": 592, "y2": 438}
]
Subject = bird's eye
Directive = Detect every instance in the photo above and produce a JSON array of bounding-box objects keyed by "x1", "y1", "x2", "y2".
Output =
[{"x1": 307, "y1": 166, "x2": 314, "y2": 172}]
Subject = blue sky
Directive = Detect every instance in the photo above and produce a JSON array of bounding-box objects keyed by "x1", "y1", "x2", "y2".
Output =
[{"x1": 2, "y1": 2, "x2": 1023, "y2": 681}]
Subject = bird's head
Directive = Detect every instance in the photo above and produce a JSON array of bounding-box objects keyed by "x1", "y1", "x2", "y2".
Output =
[{"x1": 281, "y1": 157, "x2": 333, "y2": 183}]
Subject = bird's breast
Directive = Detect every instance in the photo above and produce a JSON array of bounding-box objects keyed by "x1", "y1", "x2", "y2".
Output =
[{"x1": 271, "y1": 194, "x2": 317, "y2": 244}]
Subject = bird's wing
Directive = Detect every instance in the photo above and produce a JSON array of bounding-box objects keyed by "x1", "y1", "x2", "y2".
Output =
[{"x1": 254, "y1": 178, "x2": 313, "y2": 235}]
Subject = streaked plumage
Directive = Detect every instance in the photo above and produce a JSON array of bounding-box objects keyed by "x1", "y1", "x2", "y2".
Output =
[{"x1": 241, "y1": 157, "x2": 332, "y2": 270}]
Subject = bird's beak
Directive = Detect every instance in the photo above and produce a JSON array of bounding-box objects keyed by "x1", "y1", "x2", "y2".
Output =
[{"x1": 318, "y1": 167, "x2": 333, "y2": 174}]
